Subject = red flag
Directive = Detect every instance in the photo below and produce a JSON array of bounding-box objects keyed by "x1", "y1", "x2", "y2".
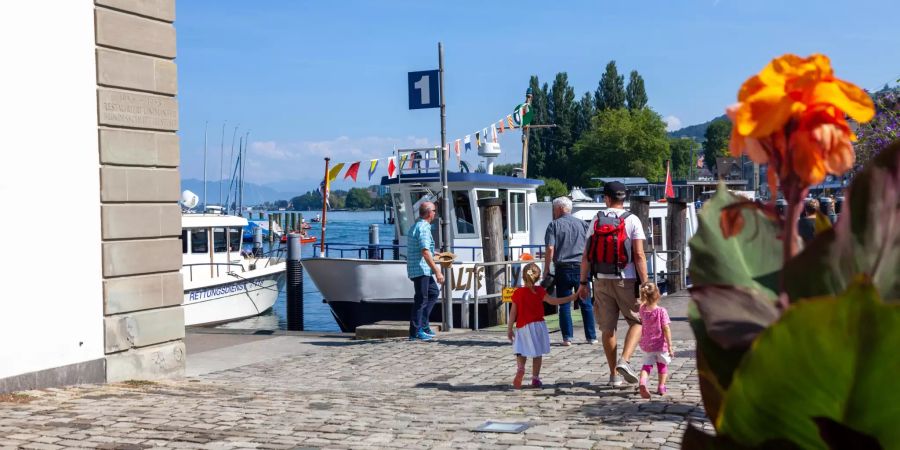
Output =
[
  {"x1": 664, "y1": 160, "x2": 675, "y2": 199},
  {"x1": 344, "y1": 161, "x2": 361, "y2": 181},
  {"x1": 387, "y1": 157, "x2": 397, "y2": 179}
]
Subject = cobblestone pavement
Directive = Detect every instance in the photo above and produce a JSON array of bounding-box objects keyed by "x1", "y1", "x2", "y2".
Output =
[{"x1": 0, "y1": 332, "x2": 711, "y2": 449}]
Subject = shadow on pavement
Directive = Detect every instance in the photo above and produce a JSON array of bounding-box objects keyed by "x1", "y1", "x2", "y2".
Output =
[{"x1": 433, "y1": 339, "x2": 509, "y2": 348}]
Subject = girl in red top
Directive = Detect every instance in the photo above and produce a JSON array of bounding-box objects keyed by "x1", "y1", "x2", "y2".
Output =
[{"x1": 507, "y1": 263, "x2": 577, "y2": 388}]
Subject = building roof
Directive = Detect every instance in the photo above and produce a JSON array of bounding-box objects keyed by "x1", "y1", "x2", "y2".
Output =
[{"x1": 595, "y1": 177, "x2": 649, "y2": 185}]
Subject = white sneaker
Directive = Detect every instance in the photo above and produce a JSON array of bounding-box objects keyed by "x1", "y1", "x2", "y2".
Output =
[
  {"x1": 587, "y1": 339, "x2": 599, "y2": 345},
  {"x1": 608, "y1": 375, "x2": 622, "y2": 387},
  {"x1": 616, "y1": 359, "x2": 639, "y2": 384}
]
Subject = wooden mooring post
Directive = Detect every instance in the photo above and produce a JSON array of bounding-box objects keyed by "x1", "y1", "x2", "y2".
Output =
[
  {"x1": 666, "y1": 195, "x2": 688, "y2": 293},
  {"x1": 478, "y1": 197, "x2": 506, "y2": 326}
]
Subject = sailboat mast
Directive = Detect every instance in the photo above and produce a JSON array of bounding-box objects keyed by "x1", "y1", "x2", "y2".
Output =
[
  {"x1": 218, "y1": 121, "x2": 226, "y2": 207},
  {"x1": 228, "y1": 125, "x2": 239, "y2": 214},
  {"x1": 240, "y1": 131, "x2": 250, "y2": 216},
  {"x1": 202, "y1": 121, "x2": 208, "y2": 209}
]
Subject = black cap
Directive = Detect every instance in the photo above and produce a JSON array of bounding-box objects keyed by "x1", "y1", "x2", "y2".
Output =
[{"x1": 603, "y1": 181, "x2": 627, "y2": 199}]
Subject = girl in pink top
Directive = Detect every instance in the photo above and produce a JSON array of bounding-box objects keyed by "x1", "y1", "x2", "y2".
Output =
[{"x1": 637, "y1": 282, "x2": 674, "y2": 398}]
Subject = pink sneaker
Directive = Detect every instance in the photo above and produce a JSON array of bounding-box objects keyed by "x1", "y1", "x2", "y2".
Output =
[
  {"x1": 639, "y1": 384, "x2": 651, "y2": 399},
  {"x1": 657, "y1": 385, "x2": 667, "y2": 395},
  {"x1": 513, "y1": 368, "x2": 525, "y2": 389},
  {"x1": 531, "y1": 377, "x2": 543, "y2": 388}
]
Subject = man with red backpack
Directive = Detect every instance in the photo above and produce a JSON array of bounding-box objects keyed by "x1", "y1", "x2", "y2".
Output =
[{"x1": 577, "y1": 181, "x2": 649, "y2": 387}]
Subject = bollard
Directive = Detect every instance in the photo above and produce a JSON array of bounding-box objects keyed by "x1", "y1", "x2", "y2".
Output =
[
  {"x1": 460, "y1": 292, "x2": 470, "y2": 330},
  {"x1": 392, "y1": 238, "x2": 400, "y2": 260},
  {"x1": 368, "y1": 224, "x2": 379, "y2": 259},
  {"x1": 253, "y1": 226, "x2": 263, "y2": 257},
  {"x1": 286, "y1": 233, "x2": 304, "y2": 331}
]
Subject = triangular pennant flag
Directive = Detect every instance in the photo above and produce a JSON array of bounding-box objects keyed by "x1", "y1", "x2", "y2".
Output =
[
  {"x1": 464, "y1": 135, "x2": 471, "y2": 152},
  {"x1": 482, "y1": 128, "x2": 488, "y2": 141},
  {"x1": 454, "y1": 139, "x2": 461, "y2": 158},
  {"x1": 507, "y1": 115, "x2": 515, "y2": 128},
  {"x1": 399, "y1": 153, "x2": 409, "y2": 170},
  {"x1": 368, "y1": 159, "x2": 379, "y2": 180},
  {"x1": 498, "y1": 119, "x2": 504, "y2": 134},
  {"x1": 328, "y1": 162, "x2": 345, "y2": 182},
  {"x1": 664, "y1": 160, "x2": 675, "y2": 199},
  {"x1": 344, "y1": 161, "x2": 361, "y2": 181},
  {"x1": 387, "y1": 156, "x2": 398, "y2": 179},
  {"x1": 491, "y1": 124, "x2": 498, "y2": 143},
  {"x1": 475, "y1": 132, "x2": 481, "y2": 148}
]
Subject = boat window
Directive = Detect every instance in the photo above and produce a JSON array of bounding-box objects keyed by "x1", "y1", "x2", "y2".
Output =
[
  {"x1": 213, "y1": 228, "x2": 227, "y2": 253},
  {"x1": 190, "y1": 229, "x2": 208, "y2": 254},
  {"x1": 181, "y1": 229, "x2": 188, "y2": 254},
  {"x1": 394, "y1": 193, "x2": 410, "y2": 236},
  {"x1": 475, "y1": 189, "x2": 497, "y2": 200},
  {"x1": 646, "y1": 217, "x2": 664, "y2": 250},
  {"x1": 229, "y1": 227, "x2": 242, "y2": 252},
  {"x1": 510, "y1": 191, "x2": 527, "y2": 233},
  {"x1": 452, "y1": 190, "x2": 475, "y2": 235}
]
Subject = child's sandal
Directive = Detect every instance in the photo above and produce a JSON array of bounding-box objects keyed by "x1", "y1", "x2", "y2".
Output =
[{"x1": 531, "y1": 377, "x2": 543, "y2": 388}]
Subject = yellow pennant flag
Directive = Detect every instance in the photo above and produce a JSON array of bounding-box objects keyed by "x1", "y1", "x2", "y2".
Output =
[{"x1": 328, "y1": 162, "x2": 345, "y2": 182}]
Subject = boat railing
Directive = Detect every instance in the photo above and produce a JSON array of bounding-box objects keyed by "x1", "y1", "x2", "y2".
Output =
[
  {"x1": 646, "y1": 249, "x2": 687, "y2": 291},
  {"x1": 468, "y1": 258, "x2": 546, "y2": 330},
  {"x1": 183, "y1": 263, "x2": 247, "y2": 282},
  {"x1": 310, "y1": 242, "x2": 545, "y2": 262}
]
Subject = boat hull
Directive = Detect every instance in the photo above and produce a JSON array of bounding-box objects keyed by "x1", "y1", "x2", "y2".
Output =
[{"x1": 183, "y1": 265, "x2": 286, "y2": 326}]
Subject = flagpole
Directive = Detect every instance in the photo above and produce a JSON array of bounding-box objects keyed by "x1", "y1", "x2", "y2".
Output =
[
  {"x1": 520, "y1": 89, "x2": 533, "y2": 178},
  {"x1": 320, "y1": 157, "x2": 330, "y2": 258},
  {"x1": 438, "y1": 41, "x2": 452, "y2": 332}
]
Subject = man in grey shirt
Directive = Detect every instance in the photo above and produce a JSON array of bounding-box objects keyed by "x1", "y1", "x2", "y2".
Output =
[{"x1": 544, "y1": 196, "x2": 597, "y2": 345}]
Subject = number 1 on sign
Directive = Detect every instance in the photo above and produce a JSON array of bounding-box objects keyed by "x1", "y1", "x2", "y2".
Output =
[{"x1": 414, "y1": 75, "x2": 430, "y2": 105}]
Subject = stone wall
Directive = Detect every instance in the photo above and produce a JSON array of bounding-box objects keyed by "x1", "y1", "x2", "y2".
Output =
[{"x1": 95, "y1": 0, "x2": 185, "y2": 381}]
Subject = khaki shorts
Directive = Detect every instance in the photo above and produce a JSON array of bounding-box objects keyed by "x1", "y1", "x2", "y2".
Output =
[{"x1": 593, "y1": 278, "x2": 641, "y2": 333}]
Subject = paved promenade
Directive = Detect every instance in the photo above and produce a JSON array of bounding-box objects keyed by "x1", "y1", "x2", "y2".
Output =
[{"x1": 1, "y1": 296, "x2": 710, "y2": 449}]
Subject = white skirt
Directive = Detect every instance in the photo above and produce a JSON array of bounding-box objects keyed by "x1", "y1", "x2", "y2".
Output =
[{"x1": 512, "y1": 321, "x2": 551, "y2": 357}]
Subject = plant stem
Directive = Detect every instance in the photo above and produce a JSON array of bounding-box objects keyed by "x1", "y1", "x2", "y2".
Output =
[{"x1": 779, "y1": 177, "x2": 807, "y2": 310}]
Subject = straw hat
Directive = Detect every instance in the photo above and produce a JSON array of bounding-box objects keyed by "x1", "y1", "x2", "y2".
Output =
[{"x1": 434, "y1": 252, "x2": 457, "y2": 268}]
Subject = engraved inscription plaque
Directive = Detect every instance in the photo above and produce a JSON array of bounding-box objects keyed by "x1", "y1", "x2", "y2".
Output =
[{"x1": 98, "y1": 90, "x2": 178, "y2": 131}]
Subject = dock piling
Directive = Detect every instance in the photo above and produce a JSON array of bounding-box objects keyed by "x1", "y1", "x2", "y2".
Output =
[
  {"x1": 253, "y1": 226, "x2": 263, "y2": 257},
  {"x1": 286, "y1": 233, "x2": 304, "y2": 331},
  {"x1": 268, "y1": 213, "x2": 274, "y2": 245},
  {"x1": 478, "y1": 197, "x2": 506, "y2": 326},
  {"x1": 666, "y1": 195, "x2": 688, "y2": 293},
  {"x1": 368, "y1": 224, "x2": 379, "y2": 259}
]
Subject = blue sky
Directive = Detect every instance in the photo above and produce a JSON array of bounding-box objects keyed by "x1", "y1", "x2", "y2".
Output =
[{"x1": 177, "y1": 0, "x2": 899, "y2": 194}]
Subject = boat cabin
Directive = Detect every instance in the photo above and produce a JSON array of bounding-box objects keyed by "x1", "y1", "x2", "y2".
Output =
[{"x1": 180, "y1": 213, "x2": 248, "y2": 281}]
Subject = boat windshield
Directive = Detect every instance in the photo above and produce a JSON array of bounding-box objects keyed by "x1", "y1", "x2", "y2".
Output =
[
  {"x1": 452, "y1": 190, "x2": 475, "y2": 235},
  {"x1": 191, "y1": 229, "x2": 208, "y2": 254},
  {"x1": 229, "y1": 227, "x2": 242, "y2": 251},
  {"x1": 393, "y1": 193, "x2": 410, "y2": 236}
]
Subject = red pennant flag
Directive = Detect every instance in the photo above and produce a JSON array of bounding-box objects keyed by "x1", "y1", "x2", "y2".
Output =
[
  {"x1": 344, "y1": 161, "x2": 361, "y2": 181},
  {"x1": 498, "y1": 119, "x2": 505, "y2": 133},
  {"x1": 387, "y1": 157, "x2": 398, "y2": 179},
  {"x1": 664, "y1": 160, "x2": 675, "y2": 199}
]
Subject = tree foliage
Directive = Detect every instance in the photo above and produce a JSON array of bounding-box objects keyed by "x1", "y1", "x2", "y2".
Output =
[
  {"x1": 571, "y1": 108, "x2": 670, "y2": 185},
  {"x1": 626, "y1": 70, "x2": 648, "y2": 110},
  {"x1": 492, "y1": 163, "x2": 519, "y2": 176},
  {"x1": 595, "y1": 61, "x2": 626, "y2": 111},
  {"x1": 703, "y1": 119, "x2": 732, "y2": 170},
  {"x1": 855, "y1": 87, "x2": 899, "y2": 168},
  {"x1": 289, "y1": 191, "x2": 322, "y2": 210},
  {"x1": 669, "y1": 137, "x2": 695, "y2": 179},
  {"x1": 536, "y1": 177, "x2": 568, "y2": 200},
  {"x1": 526, "y1": 76, "x2": 550, "y2": 176},
  {"x1": 546, "y1": 72, "x2": 577, "y2": 181},
  {"x1": 345, "y1": 187, "x2": 372, "y2": 209}
]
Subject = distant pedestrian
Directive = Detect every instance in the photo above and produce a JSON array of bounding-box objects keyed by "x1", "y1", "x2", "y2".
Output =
[
  {"x1": 507, "y1": 263, "x2": 577, "y2": 389},
  {"x1": 636, "y1": 282, "x2": 674, "y2": 398},
  {"x1": 543, "y1": 196, "x2": 597, "y2": 346},
  {"x1": 797, "y1": 198, "x2": 819, "y2": 245},
  {"x1": 407, "y1": 201, "x2": 444, "y2": 341},
  {"x1": 578, "y1": 181, "x2": 649, "y2": 387}
]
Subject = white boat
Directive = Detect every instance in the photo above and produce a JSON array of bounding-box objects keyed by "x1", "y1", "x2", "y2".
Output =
[
  {"x1": 301, "y1": 147, "x2": 697, "y2": 332},
  {"x1": 180, "y1": 211, "x2": 286, "y2": 326}
]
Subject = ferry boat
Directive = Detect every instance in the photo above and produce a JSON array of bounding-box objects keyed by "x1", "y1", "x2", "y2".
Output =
[
  {"x1": 301, "y1": 147, "x2": 697, "y2": 332},
  {"x1": 180, "y1": 201, "x2": 287, "y2": 326}
]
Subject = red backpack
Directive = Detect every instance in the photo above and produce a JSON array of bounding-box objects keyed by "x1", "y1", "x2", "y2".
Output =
[{"x1": 587, "y1": 211, "x2": 633, "y2": 276}]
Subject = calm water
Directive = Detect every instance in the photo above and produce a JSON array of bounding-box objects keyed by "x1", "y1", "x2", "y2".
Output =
[{"x1": 215, "y1": 210, "x2": 396, "y2": 332}]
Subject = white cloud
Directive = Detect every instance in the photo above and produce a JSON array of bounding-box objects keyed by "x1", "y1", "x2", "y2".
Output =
[
  {"x1": 663, "y1": 115, "x2": 683, "y2": 132},
  {"x1": 243, "y1": 135, "x2": 433, "y2": 187}
]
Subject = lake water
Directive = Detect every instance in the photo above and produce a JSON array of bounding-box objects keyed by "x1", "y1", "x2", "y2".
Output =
[{"x1": 214, "y1": 210, "x2": 396, "y2": 332}]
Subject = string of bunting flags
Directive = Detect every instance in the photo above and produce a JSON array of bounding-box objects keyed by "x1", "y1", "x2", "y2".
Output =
[{"x1": 318, "y1": 103, "x2": 533, "y2": 202}]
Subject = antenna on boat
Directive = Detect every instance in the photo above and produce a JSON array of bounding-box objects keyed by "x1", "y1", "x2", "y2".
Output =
[
  {"x1": 240, "y1": 130, "x2": 250, "y2": 215},
  {"x1": 218, "y1": 121, "x2": 226, "y2": 206},
  {"x1": 202, "y1": 121, "x2": 208, "y2": 210},
  {"x1": 228, "y1": 124, "x2": 239, "y2": 214}
]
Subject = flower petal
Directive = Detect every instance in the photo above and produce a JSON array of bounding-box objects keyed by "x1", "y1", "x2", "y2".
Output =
[
  {"x1": 810, "y1": 80, "x2": 875, "y2": 123},
  {"x1": 736, "y1": 89, "x2": 794, "y2": 137}
]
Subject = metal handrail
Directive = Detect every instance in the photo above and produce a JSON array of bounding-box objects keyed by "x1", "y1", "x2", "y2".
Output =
[
  {"x1": 311, "y1": 242, "x2": 544, "y2": 262},
  {"x1": 183, "y1": 262, "x2": 246, "y2": 282},
  {"x1": 471, "y1": 258, "x2": 546, "y2": 330},
  {"x1": 647, "y1": 249, "x2": 686, "y2": 290}
]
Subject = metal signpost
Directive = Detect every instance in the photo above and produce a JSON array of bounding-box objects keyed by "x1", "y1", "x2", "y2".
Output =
[{"x1": 408, "y1": 43, "x2": 452, "y2": 332}]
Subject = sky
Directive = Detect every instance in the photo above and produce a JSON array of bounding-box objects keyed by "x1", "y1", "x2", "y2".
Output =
[{"x1": 176, "y1": 0, "x2": 900, "y2": 196}]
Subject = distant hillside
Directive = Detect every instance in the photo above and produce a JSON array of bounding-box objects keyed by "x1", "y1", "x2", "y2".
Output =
[
  {"x1": 668, "y1": 114, "x2": 728, "y2": 141},
  {"x1": 181, "y1": 179, "x2": 296, "y2": 206}
]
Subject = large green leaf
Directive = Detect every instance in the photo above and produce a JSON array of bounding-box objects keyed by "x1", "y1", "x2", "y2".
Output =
[
  {"x1": 691, "y1": 285, "x2": 779, "y2": 351},
  {"x1": 718, "y1": 282, "x2": 900, "y2": 449},
  {"x1": 689, "y1": 184, "x2": 782, "y2": 299},
  {"x1": 784, "y1": 141, "x2": 900, "y2": 303},
  {"x1": 688, "y1": 300, "x2": 747, "y2": 425}
]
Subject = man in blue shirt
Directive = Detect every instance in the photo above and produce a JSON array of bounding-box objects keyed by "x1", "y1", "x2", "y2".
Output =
[{"x1": 407, "y1": 201, "x2": 445, "y2": 341}]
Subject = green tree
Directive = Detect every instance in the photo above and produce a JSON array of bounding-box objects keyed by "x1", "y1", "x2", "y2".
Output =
[
  {"x1": 625, "y1": 70, "x2": 648, "y2": 110},
  {"x1": 526, "y1": 76, "x2": 550, "y2": 177},
  {"x1": 289, "y1": 190, "x2": 324, "y2": 210},
  {"x1": 703, "y1": 119, "x2": 732, "y2": 170},
  {"x1": 573, "y1": 92, "x2": 595, "y2": 142},
  {"x1": 536, "y1": 177, "x2": 568, "y2": 200},
  {"x1": 595, "y1": 60, "x2": 626, "y2": 111},
  {"x1": 547, "y1": 72, "x2": 576, "y2": 180},
  {"x1": 571, "y1": 108, "x2": 670, "y2": 185},
  {"x1": 345, "y1": 187, "x2": 372, "y2": 209},
  {"x1": 669, "y1": 137, "x2": 695, "y2": 179},
  {"x1": 492, "y1": 163, "x2": 519, "y2": 176}
]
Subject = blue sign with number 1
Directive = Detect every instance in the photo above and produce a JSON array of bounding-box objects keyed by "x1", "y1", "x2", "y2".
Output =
[{"x1": 408, "y1": 70, "x2": 440, "y2": 109}]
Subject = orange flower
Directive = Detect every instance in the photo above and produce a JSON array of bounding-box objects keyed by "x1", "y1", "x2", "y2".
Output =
[{"x1": 726, "y1": 53, "x2": 874, "y2": 182}]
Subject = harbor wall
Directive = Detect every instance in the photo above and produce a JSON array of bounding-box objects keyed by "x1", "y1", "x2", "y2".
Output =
[{"x1": 0, "y1": 0, "x2": 185, "y2": 392}]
